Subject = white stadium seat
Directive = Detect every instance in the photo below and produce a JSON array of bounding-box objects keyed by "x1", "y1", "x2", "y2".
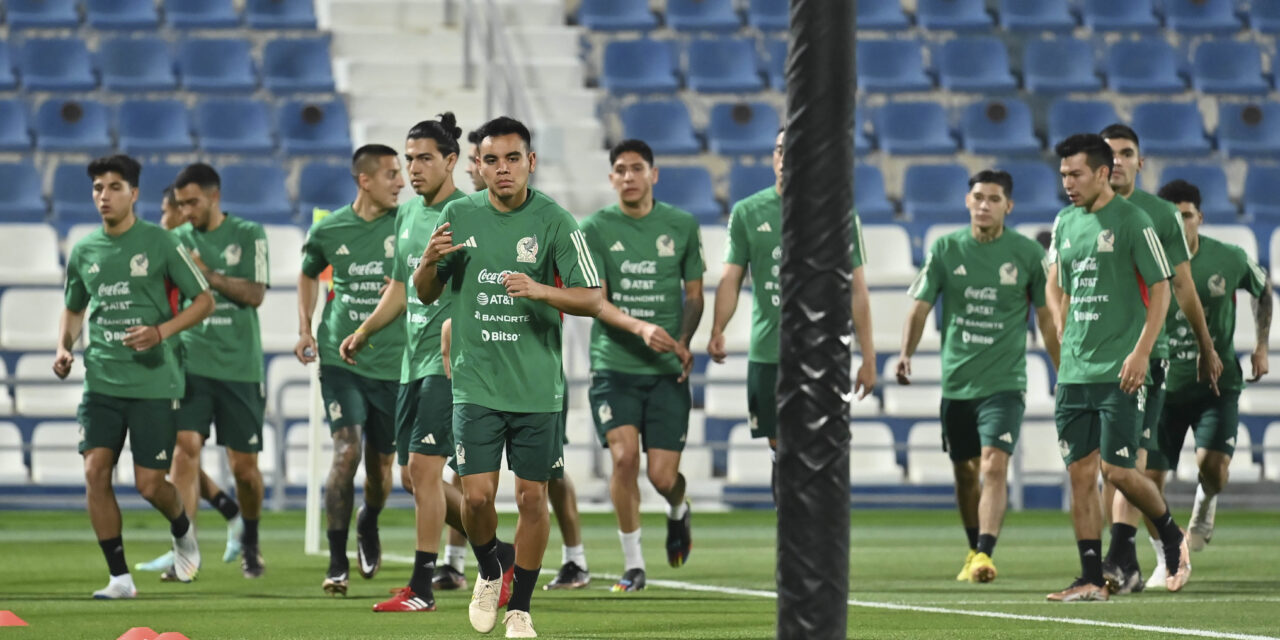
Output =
[
  {"x1": 0, "y1": 358, "x2": 13, "y2": 416},
  {"x1": 882, "y1": 354, "x2": 943, "y2": 384},
  {"x1": 64, "y1": 224, "x2": 101, "y2": 260},
  {"x1": 0, "y1": 422, "x2": 27, "y2": 483},
  {"x1": 202, "y1": 444, "x2": 229, "y2": 487},
  {"x1": 1017, "y1": 421, "x2": 1065, "y2": 479},
  {"x1": 699, "y1": 225, "x2": 727, "y2": 287},
  {"x1": 0, "y1": 224, "x2": 62, "y2": 285},
  {"x1": 0, "y1": 288, "x2": 73, "y2": 350},
  {"x1": 14, "y1": 353, "x2": 84, "y2": 417},
  {"x1": 30, "y1": 421, "x2": 84, "y2": 485},
  {"x1": 690, "y1": 289, "x2": 755, "y2": 355},
  {"x1": 1024, "y1": 355, "x2": 1054, "y2": 417},
  {"x1": 923, "y1": 224, "x2": 967, "y2": 256},
  {"x1": 264, "y1": 224, "x2": 305, "y2": 288},
  {"x1": 726, "y1": 422, "x2": 771, "y2": 484},
  {"x1": 1264, "y1": 422, "x2": 1280, "y2": 482},
  {"x1": 850, "y1": 422, "x2": 903, "y2": 484},
  {"x1": 1012, "y1": 222, "x2": 1055, "y2": 245},
  {"x1": 115, "y1": 435, "x2": 134, "y2": 485},
  {"x1": 906, "y1": 422, "x2": 953, "y2": 484},
  {"x1": 1200, "y1": 225, "x2": 1258, "y2": 263},
  {"x1": 564, "y1": 408, "x2": 598, "y2": 446},
  {"x1": 266, "y1": 356, "x2": 313, "y2": 419},
  {"x1": 1234, "y1": 291, "x2": 1280, "y2": 353},
  {"x1": 861, "y1": 225, "x2": 917, "y2": 287},
  {"x1": 705, "y1": 355, "x2": 749, "y2": 419},
  {"x1": 258, "y1": 290, "x2": 301, "y2": 353},
  {"x1": 883, "y1": 385, "x2": 942, "y2": 418},
  {"x1": 1240, "y1": 385, "x2": 1280, "y2": 416},
  {"x1": 869, "y1": 290, "x2": 940, "y2": 352}
]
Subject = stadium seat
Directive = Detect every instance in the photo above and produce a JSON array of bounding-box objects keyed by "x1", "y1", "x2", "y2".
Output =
[
  {"x1": 263, "y1": 224, "x2": 305, "y2": 287},
  {"x1": 1159, "y1": 165, "x2": 1236, "y2": 222},
  {"x1": 876, "y1": 102, "x2": 956, "y2": 155},
  {"x1": 1018, "y1": 421, "x2": 1067, "y2": 479},
  {"x1": 1023, "y1": 38, "x2": 1103, "y2": 94},
  {"x1": 856, "y1": 40, "x2": 932, "y2": 93},
  {"x1": 708, "y1": 102, "x2": 779, "y2": 156},
  {"x1": 166, "y1": 0, "x2": 240, "y2": 28},
  {"x1": 35, "y1": 100, "x2": 112, "y2": 154},
  {"x1": 0, "y1": 100, "x2": 32, "y2": 152},
  {"x1": 7, "y1": 0, "x2": 79, "y2": 29},
  {"x1": 859, "y1": 1, "x2": 910, "y2": 29},
  {"x1": 1219, "y1": 103, "x2": 1280, "y2": 158},
  {"x1": 1081, "y1": 0, "x2": 1160, "y2": 31},
  {"x1": 278, "y1": 100, "x2": 352, "y2": 156},
  {"x1": 704, "y1": 356, "x2": 750, "y2": 419},
  {"x1": 728, "y1": 164, "x2": 775, "y2": 207},
  {"x1": 937, "y1": 37, "x2": 1017, "y2": 92},
  {"x1": 850, "y1": 423, "x2": 904, "y2": 485},
  {"x1": 263, "y1": 38, "x2": 336, "y2": 93},
  {"x1": 870, "y1": 290, "x2": 941, "y2": 352},
  {"x1": 1245, "y1": 166, "x2": 1280, "y2": 220},
  {"x1": 601, "y1": 39, "x2": 679, "y2": 93},
  {"x1": 6, "y1": 290, "x2": 76, "y2": 348},
  {"x1": 906, "y1": 423, "x2": 954, "y2": 484},
  {"x1": 902, "y1": 164, "x2": 970, "y2": 224},
  {"x1": 665, "y1": 0, "x2": 740, "y2": 32},
  {"x1": 653, "y1": 167, "x2": 721, "y2": 223},
  {"x1": 1164, "y1": 0, "x2": 1243, "y2": 34},
  {"x1": 14, "y1": 351, "x2": 84, "y2": 417},
  {"x1": 86, "y1": 0, "x2": 160, "y2": 29},
  {"x1": 996, "y1": 161, "x2": 1065, "y2": 221},
  {"x1": 245, "y1": 0, "x2": 317, "y2": 29},
  {"x1": 620, "y1": 101, "x2": 700, "y2": 156},
  {"x1": 100, "y1": 37, "x2": 177, "y2": 91},
  {"x1": 747, "y1": 0, "x2": 788, "y2": 31},
  {"x1": 196, "y1": 99, "x2": 275, "y2": 155},
  {"x1": 998, "y1": 0, "x2": 1076, "y2": 32},
  {"x1": 915, "y1": 0, "x2": 992, "y2": 30},
  {"x1": 1024, "y1": 355, "x2": 1054, "y2": 417},
  {"x1": 692, "y1": 290, "x2": 751, "y2": 352},
  {"x1": 960, "y1": 99, "x2": 1040, "y2": 155},
  {"x1": 52, "y1": 164, "x2": 102, "y2": 225},
  {"x1": 687, "y1": 38, "x2": 764, "y2": 93},
  {"x1": 576, "y1": 0, "x2": 657, "y2": 30},
  {"x1": 727, "y1": 423, "x2": 772, "y2": 485},
  {"x1": 178, "y1": 39, "x2": 257, "y2": 93},
  {"x1": 0, "y1": 163, "x2": 46, "y2": 221},
  {"x1": 0, "y1": 224, "x2": 63, "y2": 286},
  {"x1": 1105, "y1": 40, "x2": 1186, "y2": 93},
  {"x1": 297, "y1": 162, "x2": 357, "y2": 217},
  {"x1": 861, "y1": 225, "x2": 917, "y2": 286},
  {"x1": 266, "y1": 356, "x2": 310, "y2": 419},
  {"x1": 260, "y1": 291, "x2": 305, "y2": 353},
  {"x1": 0, "y1": 423, "x2": 25, "y2": 482},
  {"x1": 699, "y1": 225, "x2": 728, "y2": 286},
  {"x1": 285, "y1": 422, "x2": 332, "y2": 485},
  {"x1": 20, "y1": 39, "x2": 96, "y2": 91},
  {"x1": 1251, "y1": 0, "x2": 1280, "y2": 33},
  {"x1": 1265, "y1": 423, "x2": 1280, "y2": 481},
  {"x1": 764, "y1": 38, "x2": 786, "y2": 91},
  {"x1": 1047, "y1": 99, "x2": 1121, "y2": 147},
  {"x1": 135, "y1": 162, "x2": 182, "y2": 220},
  {"x1": 855, "y1": 108, "x2": 873, "y2": 153},
  {"x1": 118, "y1": 100, "x2": 194, "y2": 155},
  {"x1": 854, "y1": 165, "x2": 895, "y2": 222},
  {"x1": 219, "y1": 164, "x2": 293, "y2": 222},
  {"x1": 31, "y1": 423, "x2": 84, "y2": 484},
  {"x1": 1192, "y1": 42, "x2": 1271, "y2": 95},
  {"x1": 0, "y1": 42, "x2": 18, "y2": 91},
  {"x1": 1131, "y1": 103, "x2": 1211, "y2": 156}
]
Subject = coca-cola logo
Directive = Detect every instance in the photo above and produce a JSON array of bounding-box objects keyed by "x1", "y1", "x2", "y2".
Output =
[
  {"x1": 620, "y1": 260, "x2": 657, "y2": 275},
  {"x1": 97, "y1": 281, "x2": 131, "y2": 297},
  {"x1": 477, "y1": 268, "x2": 516, "y2": 284},
  {"x1": 348, "y1": 261, "x2": 384, "y2": 276}
]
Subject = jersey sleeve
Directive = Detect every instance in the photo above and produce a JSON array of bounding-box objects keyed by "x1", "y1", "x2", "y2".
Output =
[
  {"x1": 1131, "y1": 214, "x2": 1174, "y2": 286},
  {"x1": 682, "y1": 219, "x2": 706, "y2": 282},
  {"x1": 300, "y1": 224, "x2": 329, "y2": 279},
  {"x1": 1055, "y1": 223, "x2": 1071, "y2": 290},
  {"x1": 64, "y1": 247, "x2": 89, "y2": 312},
  {"x1": 850, "y1": 210, "x2": 866, "y2": 270},
  {"x1": 1155, "y1": 203, "x2": 1191, "y2": 270},
  {"x1": 1026, "y1": 240, "x2": 1049, "y2": 308},
  {"x1": 1236, "y1": 247, "x2": 1269, "y2": 298},
  {"x1": 1046, "y1": 208, "x2": 1069, "y2": 265},
  {"x1": 248, "y1": 223, "x2": 270, "y2": 286},
  {"x1": 552, "y1": 210, "x2": 601, "y2": 289},
  {"x1": 724, "y1": 204, "x2": 749, "y2": 267},
  {"x1": 165, "y1": 233, "x2": 211, "y2": 299},
  {"x1": 906, "y1": 238, "x2": 944, "y2": 302}
]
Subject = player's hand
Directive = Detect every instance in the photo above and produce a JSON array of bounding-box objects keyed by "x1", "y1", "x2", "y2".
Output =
[
  {"x1": 894, "y1": 356, "x2": 912, "y2": 385},
  {"x1": 1118, "y1": 351, "x2": 1149, "y2": 394},
  {"x1": 339, "y1": 331, "x2": 368, "y2": 365},
  {"x1": 52, "y1": 349, "x2": 74, "y2": 380},
  {"x1": 675, "y1": 343, "x2": 694, "y2": 383},
  {"x1": 1197, "y1": 349, "x2": 1223, "y2": 396},
  {"x1": 1248, "y1": 350, "x2": 1269, "y2": 383},
  {"x1": 123, "y1": 325, "x2": 163, "y2": 351},
  {"x1": 189, "y1": 251, "x2": 211, "y2": 275},
  {"x1": 855, "y1": 360, "x2": 877, "y2": 400},
  {"x1": 503, "y1": 272, "x2": 547, "y2": 300},
  {"x1": 707, "y1": 332, "x2": 727, "y2": 364},
  {"x1": 421, "y1": 223, "x2": 466, "y2": 267},
  {"x1": 295, "y1": 333, "x2": 318, "y2": 364},
  {"x1": 378, "y1": 276, "x2": 392, "y2": 297},
  {"x1": 637, "y1": 322, "x2": 678, "y2": 353}
]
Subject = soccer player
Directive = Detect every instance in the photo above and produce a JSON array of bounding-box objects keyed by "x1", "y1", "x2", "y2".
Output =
[
  {"x1": 413, "y1": 116, "x2": 602, "y2": 638},
  {"x1": 56, "y1": 155, "x2": 214, "y2": 598},
  {"x1": 296, "y1": 144, "x2": 407, "y2": 595},
  {"x1": 465, "y1": 129, "x2": 486, "y2": 192},
  {"x1": 1154, "y1": 179, "x2": 1270, "y2": 573},
  {"x1": 1045, "y1": 134, "x2": 1190, "y2": 602},
  {"x1": 898, "y1": 170, "x2": 1059, "y2": 584},
  {"x1": 580, "y1": 139, "x2": 703, "y2": 593}
]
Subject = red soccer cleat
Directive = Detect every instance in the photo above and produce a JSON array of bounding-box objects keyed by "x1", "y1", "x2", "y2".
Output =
[{"x1": 372, "y1": 587, "x2": 435, "y2": 613}]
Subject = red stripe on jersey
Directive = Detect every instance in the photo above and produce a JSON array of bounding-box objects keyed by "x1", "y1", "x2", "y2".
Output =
[
  {"x1": 166, "y1": 278, "x2": 181, "y2": 317},
  {"x1": 554, "y1": 271, "x2": 565, "y2": 322},
  {"x1": 1134, "y1": 267, "x2": 1150, "y2": 308}
]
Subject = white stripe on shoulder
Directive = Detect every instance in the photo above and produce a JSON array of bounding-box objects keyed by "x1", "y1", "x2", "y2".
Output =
[
  {"x1": 1143, "y1": 227, "x2": 1171, "y2": 278},
  {"x1": 570, "y1": 229, "x2": 601, "y2": 287}
]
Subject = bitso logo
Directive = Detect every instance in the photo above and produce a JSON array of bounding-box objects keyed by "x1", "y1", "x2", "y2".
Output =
[
  {"x1": 129, "y1": 253, "x2": 149, "y2": 277},
  {"x1": 516, "y1": 236, "x2": 539, "y2": 263},
  {"x1": 384, "y1": 235, "x2": 395, "y2": 258},
  {"x1": 1208, "y1": 273, "x2": 1227, "y2": 297},
  {"x1": 999, "y1": 262, "x2": 1018, "y2": 285},
  {"x1": 327, "y1": 401, "x2": 343, "y2": 421},
  {"x1": 223, "y1": 244, "x2": 242, "y2": 267},
  {"x1": 656, "y1": 234, "x2": 675, "y2": 257},
  {"x1": 1097, "y1": 229, "x2": 1115, "y2": 253}
]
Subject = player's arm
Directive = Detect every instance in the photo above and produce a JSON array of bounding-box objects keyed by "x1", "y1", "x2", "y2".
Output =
[
  {"x1": 708, "y1": 263, "x2": 744, "y2": 364},
  {"x1": 1035, "y1": 306, "x2": 1061, "y2": 371},
  {"x1": 850, "y1": 266, "x2": 875, "y2": 399},
  {"x1": 1171, "y1": 261, "x2": 1222, "y2": 388},
  {"x1": 193, "y1": 258, "x2": 266, "y2": 308},
  {"x1": 441, "y1": 317, "x2": 452, "y2": 379},
  {"x1": 674, "y1": 279, "x2": 704, "y2": 382},
  {"x1": 53, "y1": 307, "x2": 85, "y2": 379},
  {"x1": 1249, "y1": 287, "x2": 1271, "y2": 382},
  {"x1": 596, "y1": 280, "x2": 679, "y2": 352},
  {"x1": 896, "y1": 300, "x2": 933, "y2": 385},
  {"x1": 1045, "y1": 262, "x2": 1066, "y2": 341},
  {"x1": 295, "y1": 272, "x2": 320, "y2": 363},
  {"x1": 413, "y1": 223, "x2": 464, "y2": 306},
  {"x1": 505, "y1": 276, "x2": 602, "y2": 317},
  {"x1": 511, "y1": 221, "x2": 603, "y2": 317},
  {"x1": 135, "y1": 290, "x2": 214, "y2": 352},
  {"x1": 339, "y1": 279, "x2": 408, "y2": 365},
  {"x1": 1119, "y1": 279, "x2": 1170, "y2": 394}
]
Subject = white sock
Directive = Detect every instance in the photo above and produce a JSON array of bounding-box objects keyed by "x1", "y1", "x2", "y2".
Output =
[
  {"x1": 667, "y1": 500, "x2": 688, "y2": 520},
  {"x1": 1192, "y1": 484, "x2": 1218, "y2": 524},
  {"x1": 563, "y1": 544, "x2": 587, "y2": 570},
  {"x1": 445, "y1": 544, "x2": 467, "y2": 573},
  {"x1": 618, "y1": 529, "x2": 645, "y2": 571},
  {"x1": 1149, "y1": 536, "x2": 1165, "y2": 568}
]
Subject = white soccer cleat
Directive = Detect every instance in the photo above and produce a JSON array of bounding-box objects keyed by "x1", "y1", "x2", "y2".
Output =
[
  {"x1": 134, "y1": 550, "x2": 174, "y2": 572},
  {"x1": 504, "y1": 610, "x2": 537, "y2": 638},
  {"x1": 1188, "y1": 490, "x2": 1217, "y2": 552},
  {"x1": 1145, "y1": 561, "x2": 1168, "y2": 590},
  {"x1": 223, "y1": 515, "x2": 244, "y2": 563},
  {"x1": 172, "y1": 527, "x2": 201, "y2": 583},
  {"x1": 92, "y1": 574, "x2": 137, "y2": 599},
  {"x1": 469, "y1": 575, "x2": 502, "y2": 633}
]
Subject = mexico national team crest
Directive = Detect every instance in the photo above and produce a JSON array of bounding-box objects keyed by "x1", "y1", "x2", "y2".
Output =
[
  {"x1": 327, "y1": 400, "x2": 343, "y2": 421},
  {"x1": 1097, "y1": 229, "x2": 1115, "y2": 253},
  {"x1": 1208, "y1": 273, "x2": 1227, "y2": 297},
  {"x1": 597, "y1": 401, "x2": 613, "y2": 425},
  {"x1": 129, "y1": 253, "x2": 149, "y2": 277},
  {"x1": 223, "y1": 244, "x2": 242, "y2": 267},
  {"x1": 656, "y1": 234, "x2": 675, "y2": 257},
  {"x1": 384, "y1": 235, "x2": 395, "y2": 259},
  {"x1": 999, "y1": 262, "x2": 1018, "y2": 285},
  {"x1": 516, "y1": 236, "x2": 539, "y2": 263}
]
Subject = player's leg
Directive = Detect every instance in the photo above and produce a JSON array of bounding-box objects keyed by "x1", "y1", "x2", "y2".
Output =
[
  {"x1": 128, "y1": 397, "x2": 198, "y2": 584},
  {"x1": 1047, "y1": 384, "x2": 1108, "y2": 602},
  {"x1": 198, "y1": 469, "x2": 245, "y2": 564},
  {"x1": 1145, "y1": 399, "x2": 1196, "y2": 589},
  {"x1": 455, "y1": 404, "x2": 516, "y2": 634},
  {"x1": 545, "y1": 380, "x2": 589, "y2": 590},
  {"x1": 435, "y1": 468, "x2": 470, "y2": 590},
  {"x1": 81, "y1": 394, "x2": 136, "y2": 597},
  {"x1": 356, "y1": 377, "x2": 400, "y2": 580},
  {"x1": 967, "y1": 389, "x2": 1022, "y2": 583},
  {"x1": 211, "y1": 377, "x2": 266, "y2": 577},
  {"x1": 319, "y1": 366, "x2": 363, "y2": 594},
  {"x1": 646, "y1": 374, "x2": 692, "y2": 569},
  {"x1": 1188, "y1": 390, "x2": 1240, "y2": 551},
  {"x1": 594, "y1": 370, "x2": 648, "y2": 590},
  {"x1": 747, "y1": 362, "x2": 780, "y2": 497},
  {"x1": 504, "y1": 410, "x2": 559, "y2": 638},
  {"x1": 139, "y1": 374, "x2": 210, "y2": 574},
  {"x1": 941, "y1": 398, "x2": 981, "y2": 581},
  {"x1": 1104, "y1": 364, "x2": 1166, "y2": 593}
]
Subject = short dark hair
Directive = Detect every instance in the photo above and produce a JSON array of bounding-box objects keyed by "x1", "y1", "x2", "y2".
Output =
[
  {"x1": 162, "y1": 184, "x2": 177, "y2": 206},
  {"x1": 609, "y1": 139, "x2": 654, "y2": 167},
  {"x1": 969, "y1": 170, "x2": 1013, "y2": 198},
  {"x1": 87, "y1": 154, "x2": 141, "y2": 188},
  {"x1": 1099, "y1": 123, "x2": 1140, "y2": 149},
  {"x1": 173, "y1": 162, "x2": 221, "y2": 192},
  {"x1": 1157, "y1": 179, "x2": 1202, "y2": 210},
  {"x1": 407, "y1": 112, "x2": 463, "y2": 158},
  {"x1": 467, "y1": 130, "x2": 482, "y2": 146},
  {"x1": 474, "y1": 116, "x2": 532, "y2": 151},
  {"x1": 1054, "y1": 133, "x2": 1114, "y2": 174},
  {"x1": 352, "y1": 143, "x2": 399, "y2": 177}
]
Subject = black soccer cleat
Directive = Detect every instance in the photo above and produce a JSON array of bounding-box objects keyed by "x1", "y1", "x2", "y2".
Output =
[
  {"x1": 356, "y1": 506, "x2": 381, "y2": 580},
  {"x1": 666, "y1": 502, "x2": 693, "y2": 568},
  {"x1": 241, "y1": 545, "x2": 266, "y2": 579},
  {"x1": 543, "y1": 561, "x2": 590, "y2": 590},
  {"x1": 432, "y1": 564, "x2": 468, "y2": 591},
  {"x1": 611, "y1": 568, "x2": 646, "y2": 593},
  {"x1": 1102, "y1": 560, "x2": 1144, "y2": 595}
]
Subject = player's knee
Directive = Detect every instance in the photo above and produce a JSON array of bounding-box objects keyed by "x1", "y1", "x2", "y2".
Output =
[
  {"x1": 952, "y1": 459, "x2": 979, "y2": 484},
  {"x1": 514, "y1": 481, "x2": 548, "y2": 513},
  {"x1": 229, "y1": 456, "x2": 261, "y2": 484},
  {"x1": 647, "y1": 467, "x2": 677, "y2": 495},
  {"x1": 463, "y1": 487, "x2": 493, "y2": 513},
  {"x1": 83, "y1": 458, "x2": 114, "y2": 488},
  {"x1": 612, "y1": 450, "x2": 641, "y2": 478},
  {"x1": 980, "y1": 453, "x2": 1008, "y2": 482},
  {"x1": 134, "y1": 475, "x2": 163, "y2": 502},
  {"x1": 174, "y1": 433, "x2": 202, "y2": 459}
]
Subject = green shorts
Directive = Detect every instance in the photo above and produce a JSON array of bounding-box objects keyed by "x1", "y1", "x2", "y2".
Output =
[
  {"x1": 939, "y1": 390, "x2": 1025, "y2": 462},
  {"x1": 1160, "y1": 389, "x2": 1241, "y2": 471},
  {"x1": 452, "y1": 403, "x2": 563, "y2": 482},
  {"x1": 175, "y1": 373, "x2": 266, "y2": 453},
  {"x1": 1055, "y1": 383, "x2": 1147, "y2": 468},
  {"x1": 319, "y1": 365, "x2": 397, "y2": 454},
  {"x1": 747, "y1": 361, "x2": 778, "y2": 440},
  {"x1": 77, "y1": 391, "x2": 179, "y2": 470},
  {"x1": 395, "y1": 376, "x2": 456, "y2": 466},
  {"x1": 589, "y1": 370, "x2": 691, "y2": 452},
  {"x1": 551, "y1": 387, "x2": 568, "y2": 480},
  {"x1": 1141, "y1": 359, "x2": 1170, "y2": 471}
]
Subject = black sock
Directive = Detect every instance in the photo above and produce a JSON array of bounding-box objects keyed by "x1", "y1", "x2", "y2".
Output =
[
  {"x1": 1107, "y1": 523, "x2": 1138, "y2": 568},
  {"x1": 964, "y1": 526, "x2": 979, "y2": 550},
  {"x1": 170, "y1": 512, "x2": 191, "y2": 539},
  {"x1": 506, "y1": 564, "x2": 541, "y2": 613},
  {"x1": 1153, "y1": 509, "x2": 1184, "y2": 570},
  {"x1": 357, "y1": 503, "x2": 381, "y2": 533},
  {"x1": 242, "y1": 518, "x2": 259, "y2": 548},
  {"x1": 976, "y1": 533, "x2": 997, "y2": 557},
  {"x1": 207, "y1": 491, "x2": 240, "y2": 521},
  {"x1": 471, "y1": 537, "x2": 500, "y2": 581},
  {"x1": 327, "y1": 529, "x2": 349, "y2": 572},
  {"x1": 99, "y1": 537, "x2": 129, "y2": 577},
  {"x1": 408, "y1": 551, "x2": 438, "y2": 597},
  {"x1": 1078, "y1": 539, "x2": 1103, "y2": 585}
]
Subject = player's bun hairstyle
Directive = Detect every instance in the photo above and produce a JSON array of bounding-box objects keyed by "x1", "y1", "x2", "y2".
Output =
[
  {"x1": 1054, "y1": 133, "x2": 1114, "y2": 175},
  {"x1": 87, "y1": 154, "x2": 142, "y2": 188},
  {"x1": 1157, "y1": 179, "x2": 1202, "y2": 210},
  {"x1": 407, "y1": 112, "x2": 463, "y2": 158},
  {"x1": 968, "y1": 169, "x2": 1013, "y2": 198},
  {"x1": 1099, "y1": 123, "x2": 1141, "y2": 149},
  {"x1": 351, "y1": 143, "x2": 400, "y2": 177},
  {"x1": 475, "y1": 116, "x2": 532, "y2": 151},
  {"x1": 467, "y1": 130, "x2": 483, "y2": 146},
  {"x1": 609, "y1": 139, "x2": 655, "y2": 167},
  {"x1": 174, "y1": 162, "x2": 222, "y2": 192}
]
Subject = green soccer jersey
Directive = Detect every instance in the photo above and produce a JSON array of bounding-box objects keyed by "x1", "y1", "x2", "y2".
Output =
[
  {"x1": 172, "y1": 214, "x2": 269, "y2": 383},
  {"x1": 1164, "y1": 235, "x2": 1269, "y2": 393},
  {"x1": 64, "y1": 219, "x2": 210, "y2": 399},
  {"x1": 301, "y1": 205, "x2": 405, "y2": 381},
  {"x1": 581, "y1": 202, "x2": 705, "y2": 375},
  {"x1": 435, "y1": 189, "x2": 601, "y2": 413},
  {"x1": 1053, "y1": 198, "x2": 1173, "y2": 385},
  {"x1": 1126, "y1": 189, "x2": 1191, "y2": 360},
  {"x1": 908, "y1": 227, "x2": 1048, "y2": 399},
  {"x1": 392, "y1": 190, "x2": 466, "y2": 383},
  {"x1": 724, "y1": 187, "x2": 866, "y2": 364}
]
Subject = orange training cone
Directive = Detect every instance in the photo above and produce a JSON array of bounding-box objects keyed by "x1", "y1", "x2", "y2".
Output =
[
  {"x1": 115, "y1": 627, "x2": 158, "y2": 640},
  {"x1": 0, "y1": 611, "x2": 27, "y2": 626}
]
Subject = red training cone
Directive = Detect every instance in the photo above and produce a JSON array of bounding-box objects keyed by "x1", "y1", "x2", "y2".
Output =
[
  {"x1": 115, "y1": 627, "x2": 158, "y2": 640},
  {"x1": 154, "y1": 633, "x2": 191, "y2": 640},
  {"x1": 0, "y1": 611, "x2": 28, "y2": 626}
]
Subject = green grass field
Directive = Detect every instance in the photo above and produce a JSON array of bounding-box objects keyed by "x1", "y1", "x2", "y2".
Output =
[{"x1": 2, "y1": 508, "x2": 1278, "y2": 639}]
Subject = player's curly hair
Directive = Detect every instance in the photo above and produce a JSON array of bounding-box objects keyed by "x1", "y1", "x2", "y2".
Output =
[
  {"x1": 407, "y1": 112, "x2": 463, "y2": 158},
  {"x1": 1157, "y1": 179, "x2": 1202, "y2": 210},
  {"x1": 87, "y1": 154, "x2": 141, "y2": 188}
]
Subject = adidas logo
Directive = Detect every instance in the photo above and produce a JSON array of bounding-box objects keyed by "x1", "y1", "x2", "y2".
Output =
[
  {"x1": 999, "y1": 432, "x2": 1013, "y2": 444},
  {"x1": 421, "y1": 434, "x2": 436, "y2": 445},
  {"x1": 610, "y1": 241, "x2": 626, "y2": 252},
  {"x1": 248, "y1": 434, "x2": 259, "y2": 446},
  {"x1": 462, "y1": 236, "x2": 478, "y2": 248},
  {"x1": 551, "y1": 457, "x2": 564, "y2": 469},
  {"x1": 953, "y1": 265, "x2": 967, "y2": 276},
  {"x1": 1115, "y1": 447, "x2": 1130, "y2": 458},
  {"x1": 336, "y1": 245, "x2": 350, "y2": 255},
  {"x1": 156, "y1": 450, "x2": 168, "y2": 462},
  {"x1": 403, "y1": 596, "x2": 433, "y2": 611},
  {"x1": 88, "y1": 263, "x2": 100, "y2": 274},
  {"x1": 401, "y1": 229, "x2": 409, "y2": 239},
  {"x1": 1062, "y1": 238, "x2": 1071, "y2": 249},
  {"x1": 1226, "y1": 437, "x2": 1236, "y2": 447},
  {"x1": 757, "y1": 222, "x2": 772, "y2": 232},
  {"x1": 1142, "y1": 429, "x2": 1151, "y2": 439},
  {"x1": 1083, "y1": 549, "x2": 1098, "y2": 557}
]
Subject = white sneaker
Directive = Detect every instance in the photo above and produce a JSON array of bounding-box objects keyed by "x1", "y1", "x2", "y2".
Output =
[
  {"x1": 92, "y1": 574, "x2": 137, "y2": 599},
  {"x1": 223, "y1": 515, "x2": 244, "y2": 563},
  {"x1": 469, "y1": 576, "x2": 501, "y2": 633},
  {"x1": 1188, "y1": 490, "x2": 1217, "y2": 552},
  {"x1": 504, "y1": 610, "x2": 537, "y2": 638},
  {"x1": 1144, "y1": 561, "x2": 1167, "y2": 590},
  {"x1": 134, "y1": 550, "x2": 174, "y2": 572},
  {"x1": 172, "y1": 526, "x2": 201, "y2": 583}
]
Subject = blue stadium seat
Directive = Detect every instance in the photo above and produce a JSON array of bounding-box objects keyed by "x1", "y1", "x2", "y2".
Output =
[
  {"x1": 602, "y1": 40, "x2": 679, "y2": 94},
  {"x1": 1160, "y1": 165, "x2": 1237, "y2": 222},
  {"x1": 298, "y1": 163, "x2": 357, "y2": 215},
  {"x1": 653, "y1": 167, "x2": 721, "y2": 223},
  {"x1": 166, "y1": 0, "x2": 240, "y2": 28},
  {"x1": 765, "y1": 38, "x2": 786, "y2": 91},
  {"x1": 1164, "y1": 0, "x2": 1242, "y2": 34},
  {"x1": 100, "y1": 37, "x2": 177, "y2": 91},
  {"x1": 219, "y1": 164, "x2": 294, "y2": 222},
  {"x1": 856, "y1": 108, "x2": 873, "y2": 153},
  {"x1": 619, "y1": 101, "x2": 701, "y2": 156},
  {"x1": 1131, "y1": 103, "x2": 1211, "y2": 156},
  {"x1": 53, "y1": 164, "x2": 105, "y2": 225},
  {"x1": 578, "y1": 0, "x2": 657, "y2": 30},
  {"x1": 279, "y1": 100, "x2": 352, "y2": 156},
  {"x1": 995, "y1": 161, "x2": 1065, "y2": 221},
  {"x1": 1081, "y1": 0, "x2": 1160, "y2": 31},
  {"x1": 136, "y1": 162, "x2": 183, "y2": 219},
  {"x1": 246, "y1": 0, "x2": 317, "y2": 29},
  {"x1": 118, "y1": 100, "x2": 193, "y2": 155},
  {"x1": 86, "y1": 0, "x2": 159, "y2": 29},
  {"x1": 1250, "y1": 0, "x2": 1280, "y2": 33},
  {"x1": 854, "y1": 165, "x2": 895, "y2": 222},
  {"x1": 179, "y1": 39, "x2": 257, "y2": 92},
  {"x1": 856, "y1": 40, "x2": 932, "y2": 93},
  {"x1": 1245, "y1": 167, "x2": 1280, "y2": 220},
  {"x1": 0, "y1": 163, "x2": 47, "y2": 222},
  {"x1": 263, "y1": 38, "x2": 335, "y2": 93},
  {"x1": 916, "y1": 0, "x2": 992, "y2": 30},
  {"x1": 728, "y1": 164, "x2": 775, "y2": 207},
  {"x1": 7, "y1": 0, "x2": 79, "y2": 29},
  {"x1": 20, "y1": 39, "x2": 96, "y2": 91},
  {"x1": 1219, "y1": 103, "x2": 1280, "y2": 159},
  {"x1": 0, "y1": 101, "x2": 32, "y2": 152},
  {"x1": 998, "y1": 0, "x2": 1076, "y2": 32},
  {"x1": 902, "y1": 164, "x2": 971, "y2": 223},
  {"x1": 960, "y1": 99, "x2": 1040, "y2": 155},
  {"x1": 35, "y1": 100, "x2": 112, "y2": 154},
  {"x1": 1023, "y1": 38, "x2": 1102, "y2": 94},
  {"x1": 875, "y1": 102, "x2": 956, "y2": 155},
  {"x1": 196, "y1": 99, "x2": 275, "y2": 155},
  {"x1": 688, "y1": 38, "x2": 764, "y2": 93},
  {"x1": 1048, "y1": 99, "x2": 1121, "y2": 147},
  {"x1": 0, "y1": 42, "x2": 17, "y2": 91},
  {"x1": 1192, "y1": 41, "x2": 1271, "y2": 95},
  {"x1": 747, "y1": 0, "x2": 788, "y2": 31},
  {"x1": 858, "y1": 1, "x2": 910, "y2": 29},
  {"x1": 1104, "y1": 39, "x2": 1185, "y2": 94},
  {"x1": 708, "y1": 102, "x2": 780, "y2": 156},
  {"x1": 937, "y1": 37, "x2": 1017, "y2": 92},
  {"x1": 666, "y1": 0, "x2": 740, "y2": 32}
]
